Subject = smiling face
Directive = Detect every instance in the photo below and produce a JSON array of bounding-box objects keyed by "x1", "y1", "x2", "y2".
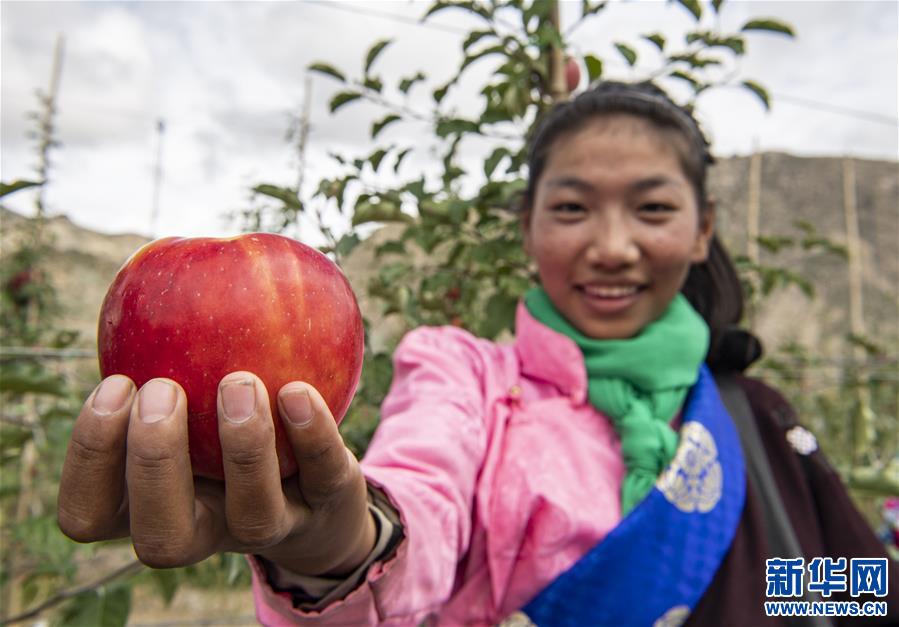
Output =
[{"x1": 522, "y1": 114, "x2": 715, "y2": 340}]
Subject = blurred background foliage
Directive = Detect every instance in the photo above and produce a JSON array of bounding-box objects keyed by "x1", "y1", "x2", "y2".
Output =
[{"x1": 1, "y1": 0, "x2": 895, "y2": 624}]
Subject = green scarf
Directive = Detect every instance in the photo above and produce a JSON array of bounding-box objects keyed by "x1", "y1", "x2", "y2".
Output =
[{"x1": 524, "y1": 287, "x2": 710, "y2": 514}]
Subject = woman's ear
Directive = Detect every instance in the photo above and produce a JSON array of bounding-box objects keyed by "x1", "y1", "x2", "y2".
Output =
[
  {"x1": 520, "y1": 209, "x2": 533, "y2": 257},
  {"x1": 691, "y1": 197, "x2": 716, "y2": 263}
]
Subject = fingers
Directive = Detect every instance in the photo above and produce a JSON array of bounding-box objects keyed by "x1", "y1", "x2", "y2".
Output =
[
  {"x1": 58, "y1": 375, "x2": 135, "y2": 542},
  {"x1": 217, "y1": 372, "x2": 290, "y2": 548},
  {"x1": 278, "y1": 382, "x2": 356, "y2": 508},
  {"x1": 126, "y1": 379, "x2": 213, "y2": 567}
]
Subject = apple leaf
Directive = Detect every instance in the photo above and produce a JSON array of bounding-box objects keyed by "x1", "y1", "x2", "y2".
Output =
[
  {"x1": 364, "y1": 39, "x2": 392, "y2": 75},
  {"x1": 56, "y1": 584, "x2": 132, "y2": 627},
  {"x1": 584, "y1": 54, "x2": 603, "y2": 82},
  {"x1": 372, "y1": 114, "x2": 401, "y2": 139},
  {"x1": 0, "y1": 371, "x2": 67, "y2": 396},
  {"x1": 433, "y1": 82, "x2": 451, "y2": 104},
  {"x1": 252, "y1": 184, "x2": 303, "y2": 211},
  {"x1": 352, "y1": 197, "x2": 413, "y2": 227},
  {"x1": 398, "y1": 72, "x2": 425, "y2": 94},
  {"x1": 394, "y1": 147, "x2": 412, "y2": 174},
  {"x1": 149, "y1": 570, "x2": 178, "y2": 607},
  {"x1": 435, "y1": 117, "x2": 480, "y2": 138},
  {"x1": 484, "y1": 147, "x2": 510, "y2": 179},
  {"x1": 335, "y1": 232, "x2": 361, "y2": 258},
  {"x1": 329, "y1": 91, "x2": 362, "y2": 113},
  {"x1": 669, "y1": 69, "x2": 700, "y2": 89},
  {"x1": 742, "y1": 80, "x2": 771, "y2": 110},
  {"x1": 614, "y1": 43, "x2": 637, "y2": 67},
  {"x1": 741, "y1": 19, "x2": 795, "y2": 37},
  {"x1": 1, "y1": 179, "x2": 43, "y2": 198},
  {"x1": 463, "y1": 29, "x2": 493, "y2": 51},
  {"x1": 307, "y1": 62, "x2": 345, "y2": 83},
  {"x1": 363, "y1": 76, "x2": 383, "y2": 93},
  {"x1": 642, "y1": 33, "x2": 666, "y2": 51},
  {"x1": 676, "y1": 0, "x2": 702, "y2": 21},
  {"x1": 369, "y1": 148, "x2": 388, "y2": 172}
]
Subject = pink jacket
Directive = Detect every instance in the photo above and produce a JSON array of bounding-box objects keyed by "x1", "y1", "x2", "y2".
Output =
[{"x1": 251, "y1": 302, "x2": 627, "y2": 625}]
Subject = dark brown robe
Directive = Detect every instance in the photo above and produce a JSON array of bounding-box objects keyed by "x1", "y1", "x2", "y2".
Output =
[{"x1": 687, "y1": 375, "x2": 898, "y2": 627}]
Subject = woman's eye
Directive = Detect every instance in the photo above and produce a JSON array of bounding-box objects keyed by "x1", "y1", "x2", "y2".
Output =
[
  {"x1": 551, "y1": 203, "x2": 585, "y2": 214},
  {"x1": 639, "y1": 202, "x2": 676, "y2": 214}
]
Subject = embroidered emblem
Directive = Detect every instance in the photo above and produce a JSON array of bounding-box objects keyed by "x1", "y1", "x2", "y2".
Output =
[
  {"x1": 656, "y1": 422, "x2": 722, "y2": 513},
  {"x1": 785, "y1": 425, "x2": 818, "y2": 455},
  {"x1": 653, "y1": 605, "x2": 691, "y2": 627},
  {"x1": 500, "y1": 611, "x2": 537, "y2": 626}
]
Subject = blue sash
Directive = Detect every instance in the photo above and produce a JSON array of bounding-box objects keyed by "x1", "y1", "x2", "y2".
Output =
[{"x1": 523, "y1": 366, "x2": 746, "y2": 627}]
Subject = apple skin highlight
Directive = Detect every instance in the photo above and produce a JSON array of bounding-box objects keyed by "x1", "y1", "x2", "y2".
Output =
[{"x1": 98, "y1": 233, "x2": 364, "y2": 480}]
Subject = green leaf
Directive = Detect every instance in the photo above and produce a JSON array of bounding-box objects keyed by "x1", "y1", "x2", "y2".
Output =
[
  {"x1": 371, "y1": 114, "x2": 401, "y2": 140},
  {"x1": 363, "y1": 76, "x2": 383, "y2": 93},
  {"x1": 433, "y1": 82, "x2": 451, "y2": 104},
  {"x1": 352, "y1": 197, "x2": 412, "y2": 227},
  {"x1": 251, "y1": 184, "x2": 303, "y2": 212},
  {"x1": 307, "y1": 62, "x2": 345, "y2": 83},
  {"x1": 676, "y1": 0, "x2": 702, "y2": 21},
  {"x1": 148, "y1": 569, "x2": 178, "y2": 606},
  {"x1": 669, "y1": 69, "x2": 700, "y2": 89},
  {"x1": 463, "y1": 29, "x2": 493, "y2": 51},
  {"x1": 335, "y1": 232, "x2": 362, "y2": 258},
  {"x1": 403, "y1": 177, "x2": 427, "y2": 200},
  {"x1": 741, "y1": 19, "x2": 795, "y2": 37},
  {"x1": 398, "y1": 72, "x2": 426, "y2": 94},
  {"x1": 394, "y1": 147, "x2": 412, "y2": 174},
  {"x1": 669, "y1": 52, "x2": 721, "y2": 68},
  {"x1": 0, "y1": 371, "x2": 67, "y2": 396},
  {"x1": 742, "y1": 80, "x2": 771, "y2": 110},
  {"x1": 0, "y1": 179, "x2": 42, "y2": 199},
  {"x1": 484, "y1": 147, "x2": 510, "y2": 179},
  {"x1": 711, "y1": 0, "x2": 724, "y2": 12},
  {"x1": 614, "y1": 43, "x2": 637, "y2": 67},
  {"x1": 584, "y1": 54, "x2": 603, "y2": 82},
  {"x1": 329, "y1": 91, "x2": 362, "y2": 113},
  {"x1": 642, "y1": 33, "x2": 666, "y2": 51},
  {"x1": 423, "y1": 1, "x2": 488, "y2": 22},
  {"x1": 57, "y1": 584, "x2": 132, "y2": 627},
  {"x1": 435, "y1": 117, "x2": 480, "y2": 138},
  {"x1": 369, "y1": 148, "x2": 388, "y2": 172},
  {"x1": 480, "y1": 291, "x2": 518, "y2": 339},
  {"x1": 582, "y1": 0, "x2": 609, "y2": 17},
  {"x1": 364, "y1": 39, "x2": 392, "y2": 75},
  {"x1": 375, "y1": 240, "x2": 406, "y2": 257}
]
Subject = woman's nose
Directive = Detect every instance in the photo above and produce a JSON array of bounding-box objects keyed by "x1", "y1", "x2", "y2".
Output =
[{"x1": 584, "y1": 216, "x2": 640, "y2": 269}]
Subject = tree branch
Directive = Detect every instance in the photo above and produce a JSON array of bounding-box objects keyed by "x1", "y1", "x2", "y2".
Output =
[{"x1": 3, "y1": 559, "x2": 145, "y2": 625}]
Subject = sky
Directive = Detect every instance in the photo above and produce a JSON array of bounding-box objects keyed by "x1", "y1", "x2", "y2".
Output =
[{"x1": 1, "y1": 0, "x2": 897, "y2": 247}]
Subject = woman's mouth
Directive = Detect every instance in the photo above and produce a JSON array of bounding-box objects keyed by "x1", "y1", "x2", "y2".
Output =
[{"x1": 576, "y1": 283, "x2": 645, "y2": 313}]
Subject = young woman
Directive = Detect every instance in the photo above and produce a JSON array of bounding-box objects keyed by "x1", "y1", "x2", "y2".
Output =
[{"x1": 58, "y1": 82, "x2": 896, "y2": 626}]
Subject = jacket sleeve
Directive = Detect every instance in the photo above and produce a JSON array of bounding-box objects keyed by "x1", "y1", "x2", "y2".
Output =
[{"x1": 251, "y1": 326, "x2": 490, "y2": 626}]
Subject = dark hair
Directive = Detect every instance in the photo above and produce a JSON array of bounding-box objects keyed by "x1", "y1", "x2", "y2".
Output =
[{"x1": 523, "y1": 81, "x2": 760, "y2": 372}]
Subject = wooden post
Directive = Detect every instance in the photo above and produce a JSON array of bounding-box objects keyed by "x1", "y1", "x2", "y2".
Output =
[
  {"x1": 547, "y1": 0, "x2": 567, "y2": 104},
  {"x1": 842, "y1": 157, "x2": 873, "y2": 465},
  {"x1": 746, "y1": 148, "x2": 762, "y2": 327}
]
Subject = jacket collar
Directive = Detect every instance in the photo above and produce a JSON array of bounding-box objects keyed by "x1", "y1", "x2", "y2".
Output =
[{"x1": 514, "y1": 301, "x2": 588, "y2": 404}]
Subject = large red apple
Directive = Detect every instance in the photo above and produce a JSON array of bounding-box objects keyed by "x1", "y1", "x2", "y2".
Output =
[{"x1": 98, "y1": 233, "x2": 364, "y2": 480}]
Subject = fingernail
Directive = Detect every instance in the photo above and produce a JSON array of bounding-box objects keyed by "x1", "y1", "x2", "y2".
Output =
[
  {"x1": 139, "y1": 380, "x2": 176, "y2": 423},
  {"x1": 221, "y1": 379, "x2": 256, "y2": 424},
  {"x1": 92, "y1": 376, "x2": 132, "y2": 415},
  {"x1": 281, "y1": 388, "x2": 313, "y2": 427}
]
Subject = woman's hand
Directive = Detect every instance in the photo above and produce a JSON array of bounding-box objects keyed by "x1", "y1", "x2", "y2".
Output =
[{"x1": 57, "y1": 372, "x2": 376, "y2": 577}]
